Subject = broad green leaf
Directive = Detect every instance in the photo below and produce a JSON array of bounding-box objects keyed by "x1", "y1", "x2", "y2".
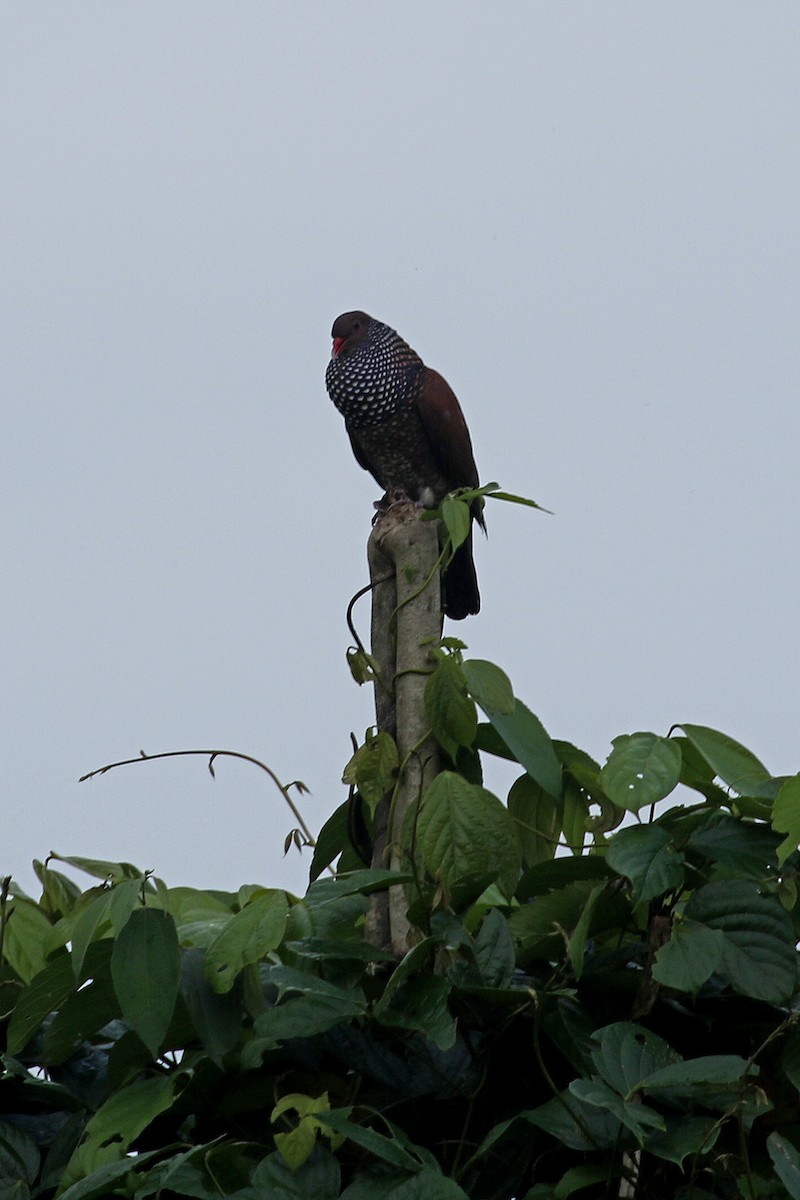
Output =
[
  {"x1": 642, "y1": 1054, "x2": 752, "y2": 1092},
  {"x1": 472, "y1": 909, "x2": 515, "y2": 989},
  {"x1": 481, "y1": 700, "x2": 562, "y2": 799},
  {"x1": 2, "y1": 897, "x2": 55, "y2": 982},
  {"x1": 205, "y1": 889, "x2": 287, "y2": 993},
  {"x1": 601, "y1": 733, "x2": 681, "y2": 812},
  {"x1": 48, "y1": 854, "x2": 143, "y2": 884},
  {"x1": 517, "y1": 854, "x2": 610, "y2": 902},
  {"x1": 6, "y1": 951, "x2": 74, "y2": 1055},
  {"x1": 508, "y1": 774, "x2": 560, "y2": 867},
  {"x1": 685, "y1": 880, "x2": 797, "y2": 1004},
  {"x1": 677, "y1": 724, "x2": 772, "y2": 796},
  {"x1": 568, "y1": 1079, "x2": 665, "y2": 1140},
  {"x1": 43, "y1": 945, "x2": 119, "y2": 1064},
  {"x1": 440, "y1": 495, "x2": 471, "y2": 551},
  {"x1": 424, "y1": 658, "x2": 477, "y2": 761},
  {"x1": 589, "y1": 1023, "x2": 681, "y2": 1097},
  {"x1": 110, "y1": 907, "x2": 180, "y2": 1056},
  {"x1": 416, "y1": 772, "x2": 521, "y2": 907},
  {"x1": 645, "y1": 1117, "x2": 719, "y2": 1166},
  {"x1": 56, "y1": 1149, "x2": 162, "y2": 1200},
  {"x1": 309, "y1": 801, "x2": 351, "y2": 880},
  {"x1": 319, "y1": 1110, "x2": 426, "y2": 1172},
  {"x1": 768, "y1": 1131, "x2": 800, "y2": 1198},
  {"x1": 69, "y1": 891, "x2": 113, "y2": 980},
  {"x1": 342, "y1": 732, "x2": 399, "y2": 814},
  {"x1": 251, "y1": 1148, "x2": 341, "y2": 1200},
  {"x1": 509, "y1": 882, "x2": 596, "y2": 962},
  {"x1": 553, "y1": 1166, "x2": 611, "y2": 1198},
  {"x1": 782, "y1": 1032, "x2": 800, "y2": 1094},
  {"x1": 772, "y1": 774, "x2": 800, "y2": 865},
  {"x1": 687, "y1": 812, "x2": 780, "y2": 876},
  {"x1": 58, "y1": 1077, "x2": 174, "y2": 1192},
  {"x1": 0, "y1": 1120, "x2": 39, "y2": 1187},
  {"x1": 651, "y1": 921, "x2": 724, "y2": 992},
  {"x1": 462, "y1": 659, "x2": 514, "y2": 715},
  {"x1": 606, "y1": 825, "x2": 684, "y2": 902},
  {"x1": 525, "y1": 1093, "x2": 621, "y2": 1151},
  {"x1": 376, "y1": 975, "x2": 456, "y2": 1050},
  {"x1": 180, "y1": 947, "x2": 242, "y2": 1059}
]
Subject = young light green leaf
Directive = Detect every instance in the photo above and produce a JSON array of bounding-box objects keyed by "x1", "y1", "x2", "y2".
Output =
[
  {"x1": 342, "y1": 732, "x2": 399, "y2": 813},
  {"x1": 440, "y1": 495, "x2": 472, "y2": 551},
  {"x1": 601, "y1": 733, "x2": 681, "y2": 812},
  {"x1": 110, "y1": 907, "x2": 180, "y2": 1056}
]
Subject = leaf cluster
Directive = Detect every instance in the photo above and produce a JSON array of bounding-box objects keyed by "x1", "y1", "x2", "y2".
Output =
[{"x1": 2, "y1": 656, "x2": 800, "y2": 1198}]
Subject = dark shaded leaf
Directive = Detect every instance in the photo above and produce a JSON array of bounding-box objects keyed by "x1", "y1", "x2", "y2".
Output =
[{"x1": 110, "y1": 907, "x2": 180, "y2": 1056}]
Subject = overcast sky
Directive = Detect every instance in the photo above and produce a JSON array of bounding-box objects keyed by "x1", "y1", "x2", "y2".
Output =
[{"x1": 3, "y1": 4, "x2": 799, "y2": 898}]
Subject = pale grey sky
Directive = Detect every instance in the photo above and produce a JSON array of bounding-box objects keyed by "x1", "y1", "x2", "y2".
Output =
[{"x1": 3, "y1": 4, "x2": 799, "y2": 896}]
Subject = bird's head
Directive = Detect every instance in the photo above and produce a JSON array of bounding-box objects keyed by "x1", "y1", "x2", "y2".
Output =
[{"x1": 330, "y1": 311, "x2": 373, "y2": 358}]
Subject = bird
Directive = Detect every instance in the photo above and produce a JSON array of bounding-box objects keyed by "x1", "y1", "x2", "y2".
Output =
[{"x1": 325, "y1": 311, "x2": 484, "y2": 619}]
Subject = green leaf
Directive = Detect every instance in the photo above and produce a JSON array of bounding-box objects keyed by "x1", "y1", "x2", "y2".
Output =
[
  {"x1": 343, "y1": 732, "x2": 399, "y2": 814},
  {"x1": 561, "y1": 778, "x2": 588, "y2": 853},
  {"x1": 472, "y1": 908, "x2": 515, "y2": 989},
  {"x1": 590, "y1": 1023, "x2": 681, "y2": 1097},
  {"x1": 553, "y1": 1166, "x2": 611, "y2": 1198},
  {"x1": 677, "y1": 724, "x2": 772, "y2": 796},
  {"x1": 508, "y1": 774, "x2": 560, "y2": 867},
  {"x1": 642, "y1": 1054, "x2": 752, "y2": 1092},
  {"x1": 651, "y1": 921, "x2": 724, "y2": 992},
  {"x1": 525, "y1": 1092, "x2": 621, "y2": 1151},
  {"x1": 6, "y1": 950, "x2": 74, "y2": 1055},
  {"x1": 567, "y1": 885, "x2": 604, "y2": 979},
  {"x1": 376, "y1": 974, "x2": 456, "y2": 1049},
  {"x1": 319, "y1": 1110, "x2": 426, "y2": 1172},
  {"x1": 58, "y1": 1078, "x2": 174, "y2": 1193},
  {"x1": 462, "y1": 659, "x2": 515, "y2": 715},
  {"x1": 110, "y1": 906, "x2": 180, "y2": 1056},
  {"x1": 509, "y1": 882, "x2": 596, "y2": 962},
  {"x1": 48, "y1": 854, "x2": 143, "y2": 884},
  {"x1": 309, "y1": 801, "x2": 352, "y2": 880},
  {"x1": 440, "y1": 495, "x2": 471, "y2": 551},
  {"x1": 69, "y1": 891, "x2": 113, "y2": 980},
  {"x1": 251, "y1": 1148, "x2": 341, "y2": 1200},
  {"x1": 568, "y1": 1079, "x2": 665, "y2": 1140},
  {"x1": 2, "y1": 897, "x2": 55, "y2": 982},
  {"x1": 56, "y1": 1149, "x2": 162, "y2": 1200},
  {"x1": 478, "y1": 700, "x2": 562, "y2": 798},
  {"x1": 272, "y1": 1092, "x2": 331, "y2": 1170},
  {"x1": 0, "y1": 1121, "x2": 40, "y2": 1188},
  {"x1": 205, "y1": 889, "x2": 287, "y2": 993},
  {"x1": 601, "y1": 733, "x2": 681, "y2": 812},
  {"x1": 768, "y1": 1131, "x2": 800, "y2": 1198},
  {"x1": 416, "y1": 772, "x2": 521, "y2": 907},
  {"x1": 606, "y1": 825, "x2": 684, "y2": 902},
  {"x1": 686, "y1": 812, "x2": 780, "y2": 876},
  {"x1": 179, "y1": 947, "x2": 242, "y2": 1059},
  {"x1": 772, "y1": 774, "x2": 800, "y2": 865},
  {"x1": 424, "y1": 658, "x2": 477, "y2": 761},
  {"x1": 43, "y1": 946, "x2": 120, "y2": 1064},
  {"x1": 685, "y1": 880, "x2": 797, "y2": 1003},
  {"x1": 645, "y1": 1117, "x2": 719, "y2": 1166}
]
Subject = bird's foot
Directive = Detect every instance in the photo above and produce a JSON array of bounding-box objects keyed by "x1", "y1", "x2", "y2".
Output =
[{"x1": 371, "y1": 487, "x2": 416, "y2": 524}]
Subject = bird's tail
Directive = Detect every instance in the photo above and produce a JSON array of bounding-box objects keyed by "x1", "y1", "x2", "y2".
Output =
[{"x1": 443, "y1": 527, "x2": 480, "y2": 620}]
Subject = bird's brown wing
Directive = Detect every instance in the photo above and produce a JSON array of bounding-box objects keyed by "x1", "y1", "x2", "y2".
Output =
[
  {"x1": 346, "y1": 425, "x2": 378, "y2": 479},
  {"x1": 417, "y1": 368, "x2": 485, "y2": 529}
]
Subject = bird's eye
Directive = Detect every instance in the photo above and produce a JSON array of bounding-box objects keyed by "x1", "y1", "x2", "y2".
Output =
[{"x1": 353, "y1": 322, "x2": 360, "y2": 331}]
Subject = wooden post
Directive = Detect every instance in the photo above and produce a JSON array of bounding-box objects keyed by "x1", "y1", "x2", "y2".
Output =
[{"x1": 364, "y1": 502, "x2": 442, "y2": 956}]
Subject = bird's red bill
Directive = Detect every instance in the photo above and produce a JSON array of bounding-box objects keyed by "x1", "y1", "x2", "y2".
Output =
[{"x1": 332, "y1": 337, "x2": 345, "y2": 357}]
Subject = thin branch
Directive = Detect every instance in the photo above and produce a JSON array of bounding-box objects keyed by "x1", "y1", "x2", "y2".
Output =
[{"x1": 80, "y1": 748, "x2": 317, "y2": 849}]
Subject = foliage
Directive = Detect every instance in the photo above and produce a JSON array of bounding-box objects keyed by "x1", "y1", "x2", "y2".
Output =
[{"x1": 3, "y1": 647, "x2": 800, "y2": 1198}]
